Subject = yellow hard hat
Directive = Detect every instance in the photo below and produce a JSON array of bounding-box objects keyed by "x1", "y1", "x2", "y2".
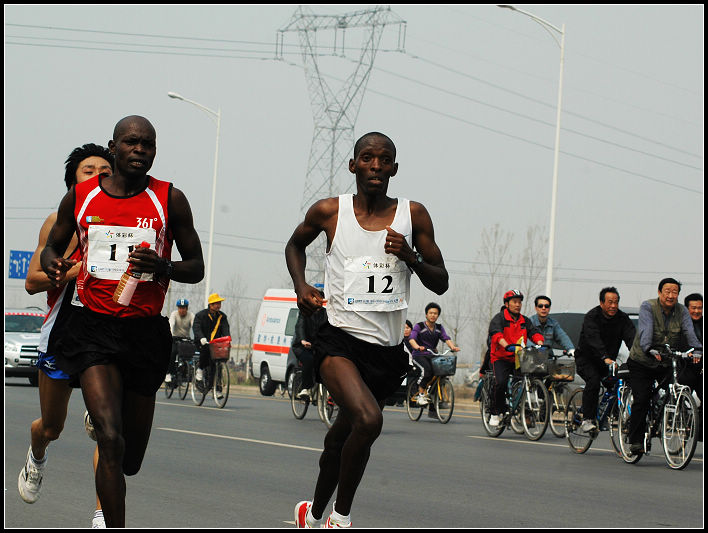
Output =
[{"x1": 208, "y1": 293, "x2": 225, "y2": 305}]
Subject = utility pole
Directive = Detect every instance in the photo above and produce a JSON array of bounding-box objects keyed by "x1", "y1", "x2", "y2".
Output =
[{"x1": 277, "y1": 5, "x2": 406, "y2": 281}]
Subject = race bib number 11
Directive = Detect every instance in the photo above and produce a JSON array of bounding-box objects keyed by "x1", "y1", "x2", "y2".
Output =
[
  {"x1": 85, "y1": 225, "x2": 156, "y2": 280},
  {"x1": 343, "y1": 256, "x2": 408, "y2": 312}
]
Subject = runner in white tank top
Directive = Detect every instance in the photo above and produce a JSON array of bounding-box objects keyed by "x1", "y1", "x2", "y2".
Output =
[{"x1": 286, "y1": 132, "x2": 451, "y2": 528}]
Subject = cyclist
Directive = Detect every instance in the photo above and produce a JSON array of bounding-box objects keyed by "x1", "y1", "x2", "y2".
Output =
[
  {"x1": 627, "y1": 278, "x2": 702, "y2": 455},
  {"x1": 403, "y1": 320, "x2": 414, "y2": 355},
  {"x1": 165, "y1": 299, "x2": 194, "y2": 385},
  {"x1": 292, "y1": 288, "x2": 328, "y2": 400},
  {"x1": 575, "y1": 287, "x2": 636, "y2": 433},
  {"x1": 193, "y1": 293, "x2": 230, "y2": 388},
  {"x1": 529, "y1": 295, "x2": 575, "y2": 355},
  {"x1": 408, "y1": 302, "x2": 460, "y2": 406},
  {"x1": 487, "y1": 290, "x2": 545, "y2": 427}
]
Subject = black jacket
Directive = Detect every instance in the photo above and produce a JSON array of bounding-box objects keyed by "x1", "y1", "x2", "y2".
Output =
[
  {"x1": 576, "y1": 306, "x2": 635, "y2": 363},
  {"x1": 193, "y1": 308, "x2": 230, "y2": 344}
]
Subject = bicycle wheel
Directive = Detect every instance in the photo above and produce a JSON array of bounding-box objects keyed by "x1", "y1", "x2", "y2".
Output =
[
  {"x1": 509, "y1": 380, "x2": 524, "y2": 434},
  {"x1": 607, "y1": 399, "x2": 621, "y2": 457},
  {"x1": 177, "y1": 362, "x2": 189, "y2": 400},
  {"x1": 434, "y1": 377, "x2": 454, "y2": 424},
  {"x1": 616, "y1": 387, "x2": 642, "y2": 464},
  {"x1": 191, "y1": 365, "x2": 207, "y2": 406},
  {"x1": 548, "y1": 382, "x2": 569, "y2": 438},
  {"x1": 319, "y1": 385, "x2": 339, "y2": 429},
  {"x1": 480, "y1": 381, "x2": 505, "y2": 437},
  {"x1": 662, "y1": 388, "x2": 699, "y2": 470},
  {"x1": 164, "y1": 373, "x2": 175, "y2": 398},
  {"x1": 521, "y1": 378, "x2": 550, "y2": 441},
  {"x1": 290, "y1": 371, "x2": 310, "y2": 419},
  {"x1": 565, "y1": 388, "x2": 592, "y2": 453},
  {"x1": 213, "y1": 361, "x2": 230, "y2": 408},
  {"x1": 406, "y1": 380, "x2": 424, "y2": 422}
]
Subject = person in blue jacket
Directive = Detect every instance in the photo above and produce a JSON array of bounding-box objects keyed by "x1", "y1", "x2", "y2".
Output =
[{"x1": 529, "y1": 295, "x2": 575, "y2": 355}]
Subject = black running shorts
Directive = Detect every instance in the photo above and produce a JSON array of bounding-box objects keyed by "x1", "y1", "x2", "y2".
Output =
[
  {"x1": 56, "y1": 306, "x2": 172, "y2": 396},
  {"x1": 313, "y1": 321, "x2": 410, "y2": 402}
]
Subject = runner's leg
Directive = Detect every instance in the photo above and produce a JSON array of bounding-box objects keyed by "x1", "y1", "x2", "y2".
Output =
[
  {"x1": 80, "y1": 364, "x2": 126, "y2": 528},
  {"x1": 121, "y1": 389, "x2": 156, "y2": 476},
  {"x1": 31, "y1": 372, "x2": 72, "y2": 460},
  {"x1": 314, "y1": 356, "x2": 384, "y2": 517}
]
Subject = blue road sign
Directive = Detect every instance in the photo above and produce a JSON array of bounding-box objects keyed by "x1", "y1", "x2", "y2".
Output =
[{"x1": 8, "y1": 250, "x2": 34, "y2": 279}]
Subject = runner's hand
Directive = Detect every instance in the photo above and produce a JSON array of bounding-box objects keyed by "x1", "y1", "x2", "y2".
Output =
[
  {"x1": 295, "y1": 283, "x2": 327, "y2": 316},
  {"x1": 46, "y1": 257, "x2": 77, "y2": 287},
  {"x1": 384, "y1": 225, "x2": 414, "y2": 263}
]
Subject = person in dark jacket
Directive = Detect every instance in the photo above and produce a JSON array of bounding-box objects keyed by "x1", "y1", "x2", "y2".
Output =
[
  {"x1": 575, "y1": 287, "x2": 636, "y2": 433},
  {"x1": 487, "y1": 290, "x2": 545, "y2": 427},
  {"x1": 292, "y1": 288, "x2": 328, "y2": 398},
  {"x1": 193, "y1": 293, "x2": 230, "y2": 385}
]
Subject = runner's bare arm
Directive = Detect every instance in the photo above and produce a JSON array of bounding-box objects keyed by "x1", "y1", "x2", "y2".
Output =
[
  {"x1": 285, "y1": 198, "x2": 337, "y2": 315},
  {"x1": 385, "y1": 201, "x2": 448, "y2": 295},
  {"x1": 128, "y1": 187, "x2": 204, "y2": 283},
  {"x1": 26, "y1": 212, "x2": 80, "y2": 294},
  {"x1": 40, "y1": 190, "x2": 78, "y2": 286}
]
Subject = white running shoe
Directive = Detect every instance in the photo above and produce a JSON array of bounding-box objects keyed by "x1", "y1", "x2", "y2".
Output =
[
  {"x1": 84, "y1": 410, "x2": 97, "y2": 441},
  {"x1": 92, "y1": 510, "x2": 106, "y2": 528},
  {"x1": 297, "y1": 388, "x2": 311, "y2": 400},
  {"x1": 195, "y1": 368, "x2": 204, "y2": 382},
  {"x1": 489, "y1": 415, "x2": 501, "y2": 427},
  {"x1": 325, "y1": 514, "x2": 352, "y2": 528},
  {"x1": 415, "y1": 393, "x2": 430, "y2": 406},
  {"x1": 580, "y1": 420, "x2": 597, "y2": 433},
  {"x1": 18, "y1": 446, "x2": 44, "y2": 503},
  {"x1": 164, "y1": 373, "x2": 172, "y2": 383}
]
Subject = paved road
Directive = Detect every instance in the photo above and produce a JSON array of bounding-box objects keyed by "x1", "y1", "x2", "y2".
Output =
[{"x1": 4, "y1": 379, "x2": 703, "y2": 528}]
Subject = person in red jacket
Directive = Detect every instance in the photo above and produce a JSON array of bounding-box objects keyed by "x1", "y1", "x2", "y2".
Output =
[{"x1": 487, "y1": 290, "x2": 545, "y2": 427}]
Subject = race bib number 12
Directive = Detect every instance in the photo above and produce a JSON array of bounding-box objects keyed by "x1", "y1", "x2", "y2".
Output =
[
  {"x1": 85, "y1": 225, "x2": 156, "y2": 281},
  {"x1": 343, "y1": 256, "x2": 408, "y2": 312}
]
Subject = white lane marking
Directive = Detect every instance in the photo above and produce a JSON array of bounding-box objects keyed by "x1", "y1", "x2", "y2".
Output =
[{"x1": 157, "y1": 426, "x2": 323, "y2": 452}]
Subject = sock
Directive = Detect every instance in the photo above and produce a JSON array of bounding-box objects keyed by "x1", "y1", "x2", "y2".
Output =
[
  {"x1": 94, "y1": 510, "x2": 104, "y2": 519},
  {"x1": 330, "y1": 504, "x2": 351, "y2": 526},
  {"x1": 30, "y1": 449, "x2": 47, "y2": 467},
  {"x1": 306, "y1": 506, "x2": 322, "y2": 527}
]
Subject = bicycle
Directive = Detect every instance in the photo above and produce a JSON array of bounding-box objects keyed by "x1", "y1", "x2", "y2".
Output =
[
  {"x1": 290, "y1": 365, "x2": 339, "y2": 428},
  {"x1": 564, "y1": 362, "x2": 626, "y2": 455},
  {"x1": 191, "y1": 336, "x2": 231, "y2": 409},
  {"x1": 545, "y1": 351, "x2": 577, "y2": 438},
  {"x1": 616, "y1": 345, "x2": 701, "y2": 470},
  {"x1": 479, "y1": 345, "x2": 550, "y2": 440},
  {"x1": 164, "y1": 337, "x2": 197, "y2": 401},
  {"x1": 405, "y1": 349, "x2": 456, "y2": 424}
]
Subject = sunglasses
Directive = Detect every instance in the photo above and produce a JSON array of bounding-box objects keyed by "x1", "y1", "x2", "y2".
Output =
[{"x1": 536, "y1": 304, "x2": 551, "y2": 309}]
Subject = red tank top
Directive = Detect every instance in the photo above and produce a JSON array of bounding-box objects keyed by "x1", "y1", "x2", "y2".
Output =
[{"x1": 74, "y1": 175, "x2": 173, "y2": 317}]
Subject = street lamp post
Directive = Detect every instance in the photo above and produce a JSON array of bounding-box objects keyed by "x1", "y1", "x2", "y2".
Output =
[
  {"x1": 168, "y1": 91, "x2": 221, "y2": 308},
  {"x1": 499, "y1": 5, "x2": 565, "y2": 299}
]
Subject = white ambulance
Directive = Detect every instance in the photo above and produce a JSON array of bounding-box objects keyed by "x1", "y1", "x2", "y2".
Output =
[{"x1": 251, "y1": 288, "x2": 300, "y2": 396}]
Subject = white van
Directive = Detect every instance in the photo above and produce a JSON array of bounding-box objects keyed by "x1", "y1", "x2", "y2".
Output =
[{"x1": 251, "y1": 288, "x2": 300, "y2": 396}]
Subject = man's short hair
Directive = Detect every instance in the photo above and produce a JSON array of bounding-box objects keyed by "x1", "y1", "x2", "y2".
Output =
[
  {"x1": 658, "y1": 277, "x2": 682, "y2": 292},
  {"x1": 353, "y1": 132, "x2": 396, "y2": 159},
  {"x1": 599, "y1": 287, "x2": 619, "y2": 303},
  {"x1": 534, "y1": 295, "x2": 552, "y2": 307},
  {"x1": 684, "y1": 293, "x2": 703, "y2": 307},
  {"x1": 64, "y1": 143, "x2": 113, "y2": 190},
  {"x1": 425, "y1": 302, "x2": 441, "y2": 314}
]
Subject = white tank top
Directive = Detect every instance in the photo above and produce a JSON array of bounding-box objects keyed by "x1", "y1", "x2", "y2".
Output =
[{"x1": 324, "y1": 194, "x2": 412, "y2": 346}]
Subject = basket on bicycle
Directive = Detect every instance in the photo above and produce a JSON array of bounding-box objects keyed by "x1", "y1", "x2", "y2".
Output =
[
  {"x1": 176, "y1": 339, "x2": 197, "y2": 360},
  {"x1": 516, "y1": 346, "x2": 548, "y2": 375},
  {"x1": 209, "y1": 336, "x2": 232, "y2": 360},
  {"x1": 547, "y1": 359, "x2": 575, "y2": 382},
  {"x1": 432, "y1": 355, "x2": 457, "y2": 376}
]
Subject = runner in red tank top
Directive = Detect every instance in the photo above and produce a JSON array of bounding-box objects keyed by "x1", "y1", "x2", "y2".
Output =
[{"x1": 41, "y1": 116, "x2": 204, "y2": 528}]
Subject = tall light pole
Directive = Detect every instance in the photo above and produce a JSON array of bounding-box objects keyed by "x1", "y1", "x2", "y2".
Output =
[
  {"x1": 499, "y1": 5, "x2": 564, "y2": 298},
  {"x1": 167, "y1": 91, "x2": 221, "y2": 307}
]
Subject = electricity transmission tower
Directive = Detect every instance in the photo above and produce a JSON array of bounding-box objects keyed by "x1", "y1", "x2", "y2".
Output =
[{"x1": 276, "y1": 5, "x2": 406, "y2": 281}]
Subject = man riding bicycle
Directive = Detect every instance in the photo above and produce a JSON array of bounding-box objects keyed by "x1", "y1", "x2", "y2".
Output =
[
  {"x1": 626, "y1": 278, "x2": 702, "y2": 455},
  {"x1": 487, "y1": 290, "x2": 545, "y2": 427},
  {"x1": 408, "y1": 302, "x2": 460, "y2": 406},
  {"x1": 529, "y1": 295, "x2": 575, "y2": 355},
  {"x1": 165, "y1": 298, "x2": 194, "y2": 385},
  {"x1": 193, "y1": 293, "x2": 230, "y2": 388}
]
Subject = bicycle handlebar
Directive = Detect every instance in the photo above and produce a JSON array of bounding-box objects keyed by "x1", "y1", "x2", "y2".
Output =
[
  {"x1": 417, "y1": 348, "x2": 455, "y2": 356},
  {"x1": 654, "y1": 345, "x2": 701, "y2": 360}
]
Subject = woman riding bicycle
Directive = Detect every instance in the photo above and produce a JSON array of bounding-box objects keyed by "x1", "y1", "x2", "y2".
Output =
[
  {"x1": 487, "y1": 290, "x2": 545, "y2": 427},
  {"x1": 408, "y1": 302, "x2": 460, "y2": 406}
]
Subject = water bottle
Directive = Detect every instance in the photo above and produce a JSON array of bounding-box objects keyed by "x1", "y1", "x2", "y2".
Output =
[{"x1": 112, "y1": 241, "x2": 150, "y2": 306}]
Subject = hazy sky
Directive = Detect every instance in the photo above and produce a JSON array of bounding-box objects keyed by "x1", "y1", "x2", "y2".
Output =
[{"x1": 4, "y1": 5, "x2": 703, "y2": 353}]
